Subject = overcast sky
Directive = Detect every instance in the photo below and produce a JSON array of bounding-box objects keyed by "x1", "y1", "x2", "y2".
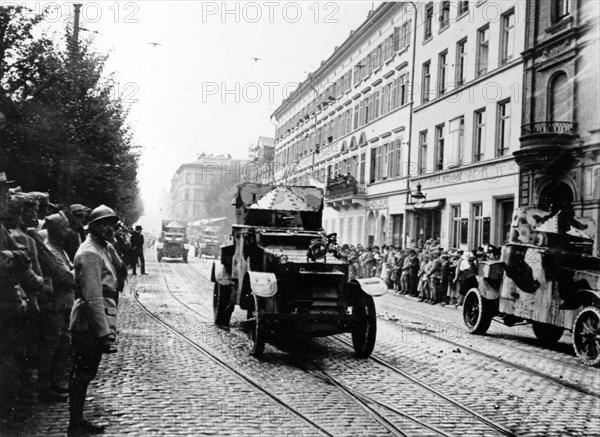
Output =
[{"x1": 31, "y1": 1, "x2": 377, "y2": 225}]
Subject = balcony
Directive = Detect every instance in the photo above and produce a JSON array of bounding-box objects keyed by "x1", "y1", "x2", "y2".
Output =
[
  {"x1": 325, "y1": 179, "x2": 366, "y2": 210},
  {"x1": 515, "y1": 121, "x2": 579, "y2": 170}
]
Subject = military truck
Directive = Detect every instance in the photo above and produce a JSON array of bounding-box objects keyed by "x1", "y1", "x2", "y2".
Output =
[
  {"x1": 211, "y1": 182, "x2": 387, "y2": 358},
  {"x1": 199, "y1": 226, "x2": 221, "y2": 258},
  {"x1": 157, "y1": 220, "x2": 189, "y2": 263}
]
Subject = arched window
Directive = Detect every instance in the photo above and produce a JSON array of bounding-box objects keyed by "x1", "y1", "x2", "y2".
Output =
[
  {"x1": 349, "y1": 136, "x2": 357, "y2": 150},
  {"x1": 359, "y1": 132, "x2": 368, "y2": 145},
  {"x1": 548, "y1": 72, "x2": 570, "y2": 122}
]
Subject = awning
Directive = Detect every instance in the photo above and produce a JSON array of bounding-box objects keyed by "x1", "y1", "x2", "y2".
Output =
[{"x1": 406, "y1": 199, "x2": 445, "y2": 211}]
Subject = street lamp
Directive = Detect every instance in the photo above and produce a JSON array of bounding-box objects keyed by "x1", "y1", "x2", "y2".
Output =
[
  {"x1": 410, "y1": 183, "x2": 427, "y2": 247},
  {"x1": 411, "y1": 183, "x2": 427, "y2": 208}
]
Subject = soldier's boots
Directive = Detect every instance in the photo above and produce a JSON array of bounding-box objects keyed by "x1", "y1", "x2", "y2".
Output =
[{"x1": 67, "y1": 420, "x2": 106, "y2": 436}]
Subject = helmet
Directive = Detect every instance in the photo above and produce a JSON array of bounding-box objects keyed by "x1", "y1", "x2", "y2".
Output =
[{"x1": 88, "y1": 205, "x2": 119, "y2": 225}]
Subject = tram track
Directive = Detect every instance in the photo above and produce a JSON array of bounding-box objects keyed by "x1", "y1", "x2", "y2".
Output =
[
  {"x1": 187, "y1": 259, "x2": 599, "y2": 399},
  {"x1": 131, "y1": 284, "x2": 336, "y2": 437},
  {"x1": 378, "y1": 299, "x2": 594, "y2": 375},
  {"x1": 159, "y1": 260, "x2": 519, "y2": 437}
]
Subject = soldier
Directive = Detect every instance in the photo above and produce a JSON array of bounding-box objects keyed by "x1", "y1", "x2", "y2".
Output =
[
  {"x1": 62, "y1": 204, "x2": 90, "y2": 262},
  {"x1": 0, "y1": 173, "x2": 37, "y2": 422},
  {"x1": 40, "y1": 213, "x2": 76, "y2": 401},
  {"x1": 68, "y1": 205, "x2": 119, "y2": 436},
  {"x1": 129, "y1": 225, "x2": 146, "y2": 275}
]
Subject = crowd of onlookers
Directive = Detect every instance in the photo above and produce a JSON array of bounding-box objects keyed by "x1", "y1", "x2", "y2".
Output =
[
  {"x1": 0, "y1": 171, "x2": 145, "y2": 432},
  {"x1": 337, "y1": 238, "x2": 500, "y2": 306}
]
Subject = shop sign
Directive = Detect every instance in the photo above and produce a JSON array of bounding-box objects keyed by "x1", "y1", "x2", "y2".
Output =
[{"x1": 367, "y1": 198, "x2": 388, "y2": 210}]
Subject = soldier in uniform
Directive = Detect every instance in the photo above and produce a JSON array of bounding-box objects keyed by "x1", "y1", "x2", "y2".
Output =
[
  {"x1": 67, "y1": 205, "x2": 119, "y2": 436},
  {"x1": 0, "y1": 173, "x2": 37, "y2": 422},
  {"x1": 40, "y1": 213, "x2": 76, "y2": 401}
]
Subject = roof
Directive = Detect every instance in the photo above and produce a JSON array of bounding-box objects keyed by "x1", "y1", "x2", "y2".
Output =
[{"x1": 247, "y1": 185, "x2": 323, "y2": 212}]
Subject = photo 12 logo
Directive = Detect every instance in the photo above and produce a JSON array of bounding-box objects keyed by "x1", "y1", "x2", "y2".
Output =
[
  {"x1": 0, "y1": 2, "x2": 140, "y2": 24},
  {"x1": 200, "y1": 1, "x2": 339, "y2": 24}
]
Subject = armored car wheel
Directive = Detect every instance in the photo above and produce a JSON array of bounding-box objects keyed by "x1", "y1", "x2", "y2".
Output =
[
  {"x1": 213, "y1": 283, "x2": 232, "y2": 327},
  {"x1": 572, "y1": 306, "x2": 600, "y2": 367},
  {"x1": 532, "y1": 321, "x2": 564, "y2": 346},
  {"x1": 247, "y1": 295, "x2": 266, "y2": 358},
  {"x1": 352, "y1": 294, "x2": 377, "y2": 358},
  {"x1": 463, "y1": 288, "x2": 495, "y2": 335}
]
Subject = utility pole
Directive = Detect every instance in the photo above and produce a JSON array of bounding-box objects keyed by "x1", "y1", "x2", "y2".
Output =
[{"x1": 73, "y1": 4, "x2": 82, "y2": 43}]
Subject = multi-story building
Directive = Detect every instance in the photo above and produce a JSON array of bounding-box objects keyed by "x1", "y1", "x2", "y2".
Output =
[
  {"x1": 273, "y1": 2, "x2": 415, "y2": 247},
  {"x1": 249, "y1": 136, "x2": 275, "y2": 183},
  {"x1": 409, "y1": 0, "x2": 526, "y2": 250},
  {"x1": 168, "y1": 154, "x2": 250, "y2": 221},
  {"x1": 273, "y1": 1, "x2": 560, "y2": 251},
  {"x1": 516, "y1": 0, "x2": 599, "y2": 255}
]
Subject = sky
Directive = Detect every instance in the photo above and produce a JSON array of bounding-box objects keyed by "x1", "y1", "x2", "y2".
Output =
[{"x1": 29, "y1": 1, "x2": 378, "y2": 226}]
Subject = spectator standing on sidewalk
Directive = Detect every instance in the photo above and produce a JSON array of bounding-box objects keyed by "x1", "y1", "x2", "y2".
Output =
[
  {"x1": 68, "y1": 205, "x2": 119, "y2": 436},
  {"x1": 427, "y1": 252, "x2": 442, "y2": 304},
  {"x1": 41, "y1": 213, "x2": 76, "y2": 401},
  {"x1": 129, "y1": 225, "x2": 146, "y2": 275}
]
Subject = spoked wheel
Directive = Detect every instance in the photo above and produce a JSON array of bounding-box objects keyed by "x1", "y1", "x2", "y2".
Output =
[
  {"x1": 463, "y1": 288, "x2": 495, "y2": 335},
  {"x1": 532, "y1": 321, "x2": 564, "y2": 346},
  {"x1": 213, "y1": 283, "x2": 232, "y2": 326},
  {"x1": 247, "y1": 295, "x2": 266, "y2": 358},
  {"x1": 572, "y1": 306, "x2": 600, "y2": 367},
  {"x1": 352, "y1": 294, "x2": 377, "y2": 358}
]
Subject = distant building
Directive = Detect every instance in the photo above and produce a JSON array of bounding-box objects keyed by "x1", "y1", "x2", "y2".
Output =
[
  {"x1": 168, "y1": 154, "x2": 250, "y2": 221},
  {"x1": 249, "y1": 136, "x2": 275, "y2": 183},
  {"x1": 516, "y1": 0, "x2": 600, "y2": 255}
]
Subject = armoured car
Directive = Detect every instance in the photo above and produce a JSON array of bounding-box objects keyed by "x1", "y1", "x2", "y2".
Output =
[
  {"x1": 211, "y1": 183, "x2": 387, "y2": 358},
  {"x1": 462, "y1": 207, "x2": 600, "y2": 367}
]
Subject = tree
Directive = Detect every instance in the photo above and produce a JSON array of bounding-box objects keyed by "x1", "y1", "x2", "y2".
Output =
[{"x1": 0, "y1": 5, "x2": 143, "y2": 222}]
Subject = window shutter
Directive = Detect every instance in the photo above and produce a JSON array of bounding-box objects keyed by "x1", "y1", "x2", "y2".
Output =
[{"x1": 406, "y1": 20, "x2": 412, "y2": 47}]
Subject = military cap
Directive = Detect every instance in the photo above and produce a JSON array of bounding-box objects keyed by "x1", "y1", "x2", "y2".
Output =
[
  {"x1": 22, "y1": 192, "x2": 40, "y2": 206},
  {"x1": 70, "y1": 204, "x2": 91, "y2": 216},
  {"x1": 0, "y1": 172, "x2": 15, "y2": 185},
  {"x1": 45, "y1": 213, "x2": 70, "y2": 236},
  {"x1": 28, "y1": 191, "x2": 50, "y2": 205}
]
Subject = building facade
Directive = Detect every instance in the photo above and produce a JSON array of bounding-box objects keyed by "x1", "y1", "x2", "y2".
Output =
[
  {"x1": 273, "y1": 2, "x2": 415, "y2": 247},
  {"x1": 409, "y1": 0, "x2": 525, "y2": 250},
  {"x1": 516, "y1": 0, "x2": 600, "y2": 255},
  {"x1": 249, "y1": 136, "x2": 275, "y2": 184},
  {"x1": 168, "y1": 154, "x2": 250, "y2": 222},
  {"x1": 272, "y1": 0, "x2": 598, "y2": 252}
]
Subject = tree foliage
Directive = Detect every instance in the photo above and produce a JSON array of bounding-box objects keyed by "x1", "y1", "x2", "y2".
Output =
[{"x1": 0, "y1": 5, "x2": 143, "y2": 224}]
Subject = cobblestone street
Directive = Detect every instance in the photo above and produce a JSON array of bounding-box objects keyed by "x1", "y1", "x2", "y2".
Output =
[{"x1": 4, "y1": 252, "x2": 598, "y2": 436}]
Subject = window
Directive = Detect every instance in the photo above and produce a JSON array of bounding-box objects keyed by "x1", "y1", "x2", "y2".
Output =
[
  {"x1": 500, "y1": 10, "x2": 515, "y2": 64},
  {"x1": 448, "y1": 116, "x2": 464, "y2": 167},
  {"x1": 451, "y1": 205, "x2": 462, "y2": 249},
  {"x1": 424, "y1": 3, "x2": 433, "y2": 40},
  {"x1": 472, "y1": 203, "x2": 483, "y2": 249},
  {"x1": 438, "y1": 51, "x2": 447, "y2": 96},
  {"x1": 456, "y1": 39, "x2": 467, "y2": 86},
  {"x1": 422, "y1": 61, "x2": 431, "y2": 103},
  {"x1": 399, "y1": 74, "x2": 408, "y2": 106},
  {"x1": 552, "y1": 0, "x2": 570, "y2": 23},
  {"x1": 359, "y1": 153, "x2": 366, "y2": 183},
  {"x1": 397, "y1": 20, "x2": 412, "y2": 50},
  {"x1": 435, "y1": 124, "x2": 445, "y2": 170},
  {"x1": 473, "y1": 108, "x2": 486, "y2": 162},
  {"x1": 418, "y1": 130, "x2": 427, "y2": 175},
  {"x1": 476, "y1": 25, "x2": 489, "y2": 77},
  {"x1": 496, "y1": 100, "x2": 511, "y2": 157},
  {"x1": 549, "y1": 72, "x2": 571, "y2": 121},
  {"x1": 439, "y1": 1, "x2": 450, "y2": 29},
  {"x1": 495, "y1": 197, "x2": 514, "y2": 244},
  {"x1": 185, "y1": 172, "x2": 191, "y2": 183},
  {"x1": 458, "y1": 1, "x2": 469, "y2": 15},
  {"x1": 184, "y1": 188, "x2": 190, "y2": 200}
]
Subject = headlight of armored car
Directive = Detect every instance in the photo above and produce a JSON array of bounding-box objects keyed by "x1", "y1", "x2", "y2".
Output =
[
  {"x1": 309, "y1": 240, "x2": 327, "y2": 259},
  {"x1": 278, "y1": 254, "x2": 289, "y2": 264}
]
